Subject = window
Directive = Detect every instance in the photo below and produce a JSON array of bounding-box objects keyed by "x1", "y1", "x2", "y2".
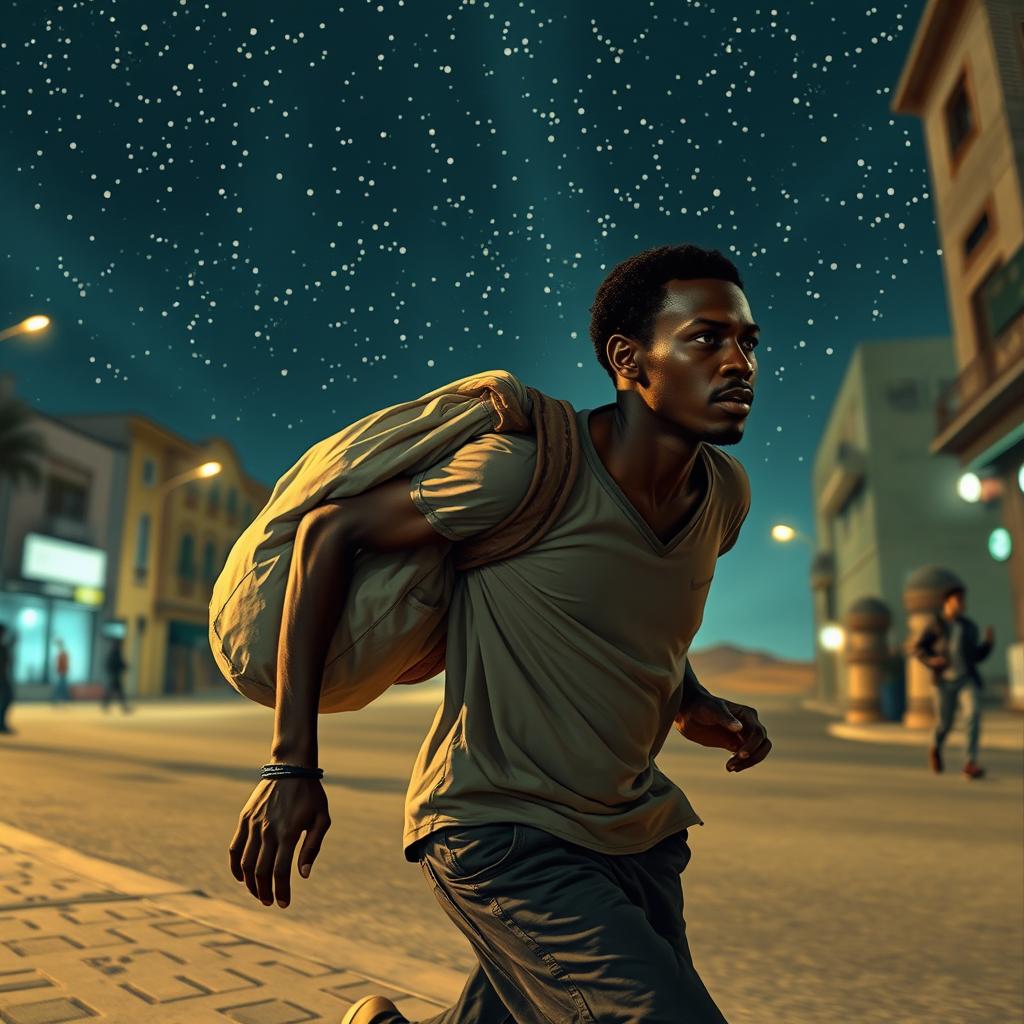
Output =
[
  {"x1": 884, "y1": 379, "x2": 921, "y2": 412},
  {"x1": 134, "y1": 514, "x2": 151, "y2": 577},
  {"x1": 971, "y1": 261, "x2": 1003, "y2": 349},
  {"x1": 207, "y1": 483, "x2": 221, "y2": 517},
  {"x1": 944, "y1": 73, "x2": 974, "y2": 161},
  {"x1": 184, "y1": 482, "x2": 199, "y2": 509},
  {"x1": 243, "y1": 502, "x2": 254, "y2": 523},
  {"x1": 964, "y1": 210, "x2": 990, "y2": 259},
  {"x1": 227, "y1": 487, "x2": 238, "y2": 521},
  {"x1": 45, "y1": 477, "x2": 88, "y2": 521},
  {"x1": 142, "y1": 458, "x2": 157, "y2": 487},
  {"x1": 202, "y1": 539, "x2": 217, "y2": 584},
  {"x1": 177, "y1": 533, "x2": 196, "y2": 581}
]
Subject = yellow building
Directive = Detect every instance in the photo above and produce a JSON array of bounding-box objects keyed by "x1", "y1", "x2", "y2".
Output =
[
  {"x1": 63, "y1": 414, "x2": 270, "y2": 698},
  {"x1": 893, "y1": 0, "x2": 1024, "y2": 699}
]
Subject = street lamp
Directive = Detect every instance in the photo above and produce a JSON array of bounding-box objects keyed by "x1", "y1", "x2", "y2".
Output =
[
  {"x1": 819, "y1": 623, "x2": 846, "y2": 652},
  {"x1": 148, "y1": 460, "x2": 223, "y2": 696},
  {"x1": 0, "y1": 315, "x2": 51, "y2": 342},
  {"x1": 158, "y1": 460, "x2": 222, "y2": 495},
  {"x1": 771, "y1": 522, "x2": 813, "y2": 546},
  {"x1": 957, "y1": 472, "x2": 982, "y2": 503}
]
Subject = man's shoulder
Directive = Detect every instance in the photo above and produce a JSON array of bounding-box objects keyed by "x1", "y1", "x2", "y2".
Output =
[{"x1": 702, "y1": 445, "x2": 749, "y2": 500}]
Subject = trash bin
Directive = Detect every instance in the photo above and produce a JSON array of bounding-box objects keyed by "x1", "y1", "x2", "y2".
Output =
[{"x1": 880, "y1": 657, "x2": 906, "y2": 721}]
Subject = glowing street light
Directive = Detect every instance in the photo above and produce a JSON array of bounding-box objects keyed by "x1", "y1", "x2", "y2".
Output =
[
  {"x1": 771, "y1": 523, "x2": 797, "y2": 543},
  {"x1": 158, "y1": 460, "x2": 222, "y2": 495},
  {"x1": 957, "y1": 472, "x2": 982, "y2": 503},
  {"x1": 988, "y1": 528, "x2": 1012, "y2": 563},
  {"x1": 0, "y1": 314, "x2": 51, "y2": 342},
  {"x1": 819, "y1": 623, "x2": 846, "y2": 652},
  {"x1": 153, "y1": 459, "x2": 224, "y2": 608}
]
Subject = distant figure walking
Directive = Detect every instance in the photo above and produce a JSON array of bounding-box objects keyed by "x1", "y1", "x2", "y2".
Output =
[
  {"x1": 912, "y1": 584, "x2": 993, "y2": 780},
  {"x1": 0, "y1": 624, "x2": 13, "y2": 733},
  {"x1": 52, "y1": 639, "x2": 70, "y2": 704},
  {"x1": 102, "y1": 638, "x2": 132, "y2": 713}
]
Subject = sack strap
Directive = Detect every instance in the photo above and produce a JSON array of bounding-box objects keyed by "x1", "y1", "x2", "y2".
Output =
[
  {"x1": 453, "y1": 386, "x2": 580, "y2": 571},
  {"x1": 393, "y1": 385, "x2": 579, "y2": 686}
]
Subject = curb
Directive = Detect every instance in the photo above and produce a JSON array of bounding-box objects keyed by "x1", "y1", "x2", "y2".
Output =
[
  {"x1": 0, "y1": 821, "x2": 463, "y2": 1023},
  {"x1": 827, "y1": 721, "x2": 1024, "y2": 751}
]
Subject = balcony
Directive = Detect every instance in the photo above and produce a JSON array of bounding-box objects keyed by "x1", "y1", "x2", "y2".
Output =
[
  {"x1": 819, "y1": 442, "x2": 867, "y2": 518},
  {"x1": 934, "y1": 312, "x2": 1024, "y2": 456}
]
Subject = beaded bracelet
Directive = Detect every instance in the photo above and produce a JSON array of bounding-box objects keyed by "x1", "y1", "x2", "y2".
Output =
[{"x1": 260, "y1": 763, "x2": 324, "y2": 781}]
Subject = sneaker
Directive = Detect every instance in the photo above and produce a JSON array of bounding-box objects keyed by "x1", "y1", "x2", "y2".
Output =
[
  {"x1": 340, "y1": 995, "x2": 409, "y2": 1024},
  {"x1": 928, "y1": 746, "x2": 943, "y2": 773},
  {"x1": 962, "y1": 761, "x2": 985, "y2": 780}
]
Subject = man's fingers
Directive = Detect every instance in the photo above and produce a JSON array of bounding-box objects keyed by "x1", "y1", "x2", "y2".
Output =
[
  {"x1": 240, "y1": 826, "x2": 263, "y2": 901},
  {"x1": 254, "y1": 829, "x2": 280, "y2": 906},
  {"x1": 728, "y1": 736, "x2": 772, "y2": 772},
  {"x1": 297, "y1": 814, "x2": 331, "y2": 878},
  {"x1": 229, "y1": 818, "x2": 249, "y2": 882},
  {"x1": 273, "y1": 835, "x2": 298, "y2": 908},
  {"x1": 736, "y1": 708, "x2": 766, "y2": 757},
  {"x1": 692, "y1": 698, "x2": 743, "y2": 731}
]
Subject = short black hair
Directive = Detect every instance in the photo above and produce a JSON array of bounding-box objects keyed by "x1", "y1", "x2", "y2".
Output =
[
  {"x1": 589, "y1": 244, "x2": 745, "y2": 384},
  {"x1": 943, "y1": 585, "x2": 966, "y2": 602}
]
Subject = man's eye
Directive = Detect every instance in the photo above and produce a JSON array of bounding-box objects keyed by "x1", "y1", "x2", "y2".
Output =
[
  {"x1": 694, "y1": 332, "x2": 718, "y2": 344},
  {"x1": 743, "y1": 337, "x2": 760, "y2": 351}
]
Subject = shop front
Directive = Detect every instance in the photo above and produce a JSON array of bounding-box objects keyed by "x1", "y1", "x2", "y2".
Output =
[
  {"x1": 0, "y1": 533, "x2": 109, "y2": 698},
  {"x1": 164, "y1": 618, "x2": 226, "y2": 696}
]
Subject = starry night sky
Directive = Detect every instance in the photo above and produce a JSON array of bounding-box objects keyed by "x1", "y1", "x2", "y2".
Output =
[{"x1": 0, "y1": 0, "x2": 948, "y2": 660}]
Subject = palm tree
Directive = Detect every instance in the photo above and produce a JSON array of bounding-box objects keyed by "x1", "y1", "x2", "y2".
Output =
[{"x1": 0, "y1": 398, "x2": 45, "y2": 488}]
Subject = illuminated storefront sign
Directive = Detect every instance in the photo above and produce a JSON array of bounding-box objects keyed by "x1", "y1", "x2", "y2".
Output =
[{"x1": 21, "y1": 533, "x2": 106, "y2": 589}]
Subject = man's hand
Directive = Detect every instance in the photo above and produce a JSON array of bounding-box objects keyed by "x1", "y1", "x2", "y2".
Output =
[
  {"x1": 229, "y1": 778, "x2": 331, "y2": 908},
  {"x1": 983, "y1": 626, "x2": 995, "y2": 646},
  {"x1": 674, "y1": 693, "x2": 771, "y2": 773}
]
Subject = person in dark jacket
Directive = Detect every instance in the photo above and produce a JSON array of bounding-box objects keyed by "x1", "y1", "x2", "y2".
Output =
[
  {"x1": 0, "y1": 624, "x2": 14, "y2": 734},
  {"x1": 102, "y1": 638, "x2": 132, "y2": 713},
  {"x1": 912, "y1": 584, "x2": 993, "y2": 779}
]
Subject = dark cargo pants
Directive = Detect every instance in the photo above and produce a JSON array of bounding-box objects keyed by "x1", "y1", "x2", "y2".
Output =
[{"x1": 409, "y1": 822, "x2": 727, "y2": 1024}]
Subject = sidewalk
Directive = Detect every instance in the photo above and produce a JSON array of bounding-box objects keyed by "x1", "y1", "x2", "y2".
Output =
[
  {"x1": 827, "y1": 708, "x2": 1024, "y2": 751},
  {"x1": 0, "y1": 822, "x2": 463, "y2": 1024}
]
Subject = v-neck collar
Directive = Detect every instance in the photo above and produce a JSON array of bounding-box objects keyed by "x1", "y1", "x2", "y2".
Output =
[{"x1": 579, "y1": 406, "x2": 714, "y2": 556}]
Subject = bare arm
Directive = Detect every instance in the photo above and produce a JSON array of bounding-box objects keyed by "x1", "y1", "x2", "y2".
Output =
[{"x1": 229, "y1": 474, "x2": 451, "y2": 909}]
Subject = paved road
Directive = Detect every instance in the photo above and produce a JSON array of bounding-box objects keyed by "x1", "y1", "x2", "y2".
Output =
[{"x1": 2, "y1": 688, "x2": 1021, "y2": 1024}]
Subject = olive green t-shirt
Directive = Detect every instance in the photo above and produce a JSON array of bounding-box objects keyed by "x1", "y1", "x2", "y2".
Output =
[{"x1": 402, "y1": 404, "x2": 751, "y2": 860}]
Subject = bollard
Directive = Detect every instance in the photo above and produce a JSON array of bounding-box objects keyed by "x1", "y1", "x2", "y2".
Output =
[
  {"x1": 902, "y1": 565, "x2": 963, "y2": 729},
  {"x1": 843, "y1": 597, "x2": 891, "y2": 723}
]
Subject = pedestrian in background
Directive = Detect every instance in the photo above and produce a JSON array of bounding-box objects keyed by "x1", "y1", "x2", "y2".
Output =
[
  {"x1": 52, "y1": 638, "x2": 70, "y2": 705},
  {"x1": 912, "y1": 584, "x2": 993, "y2": 780},
  {"x1": 0, "y1": 623, "x2": 13, "y2": 734},
  {"x1": 102, "y1": 638, "x2": 132, "y2": 714}
]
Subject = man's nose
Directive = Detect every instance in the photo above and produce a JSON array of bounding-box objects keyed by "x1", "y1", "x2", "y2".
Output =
[{"x1": 719, "y1": 338, "x2": 755, "y2": 378}]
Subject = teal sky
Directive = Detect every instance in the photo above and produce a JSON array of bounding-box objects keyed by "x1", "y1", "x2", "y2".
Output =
[{"x1": 0, "y1": 1, "x2": 945, "y2": 659}]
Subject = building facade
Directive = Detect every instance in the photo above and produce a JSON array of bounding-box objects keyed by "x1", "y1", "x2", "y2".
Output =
[
  {"x1": 0, "y1": 377, "x2": 127, "y2": 699},
  {"x1": 892, "y1": 0, "x2": 1024, "y2": 696},
  {"x1": 812, "y1": 339, "x2": 1014, "y2": 713},
  {"x1": 62, "y1": 413, "x2": 271, "y2": 699}
]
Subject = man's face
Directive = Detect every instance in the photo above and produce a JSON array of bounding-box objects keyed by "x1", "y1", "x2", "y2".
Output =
[
  {"x1": 945, "y1": 592, "x2": 966, "y2": 617},
  {"x1": 608, "y1": 277, "x2": 759, "y2": 445}
]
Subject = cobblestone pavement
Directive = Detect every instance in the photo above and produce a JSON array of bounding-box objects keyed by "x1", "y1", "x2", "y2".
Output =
[
  {"x1": 1, "y1": 691, "x2": 1022, "y2": 1023},
  {"x1": 0, "y1": 823, "x2": 457, "y2": 1024}
]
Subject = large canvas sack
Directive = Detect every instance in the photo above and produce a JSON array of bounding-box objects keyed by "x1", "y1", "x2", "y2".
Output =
[{"x1": 209, "y1": 369, "x2": 578, "y2": 714}]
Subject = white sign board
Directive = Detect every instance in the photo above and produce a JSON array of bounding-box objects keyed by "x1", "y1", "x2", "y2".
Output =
[{"x1": 22, "y1": 532, "x2": 106, "y2": 588}]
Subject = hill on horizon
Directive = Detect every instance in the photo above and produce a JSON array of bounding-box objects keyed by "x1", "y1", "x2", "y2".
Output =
[{"x1": 688, "y1": 642, "x2": 815, "y2": 695}]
